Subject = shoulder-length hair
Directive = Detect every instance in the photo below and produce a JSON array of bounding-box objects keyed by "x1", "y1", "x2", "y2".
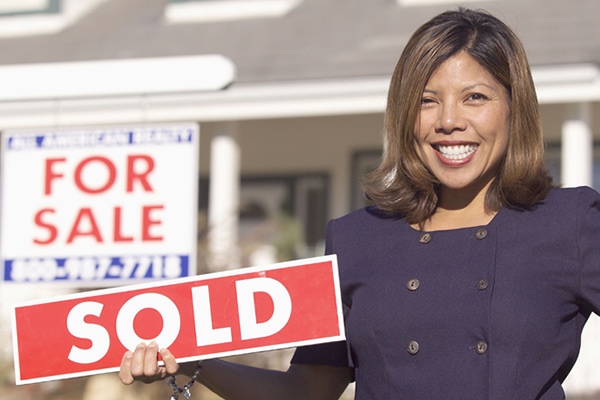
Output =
[{"x1": 362, "y1": 7, "x2": 553, "y2": 224}]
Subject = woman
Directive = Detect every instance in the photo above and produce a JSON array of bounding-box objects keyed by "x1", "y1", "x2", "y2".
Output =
[{"x1": 120, "y1": 7, "x2": 600, "y2": 399}]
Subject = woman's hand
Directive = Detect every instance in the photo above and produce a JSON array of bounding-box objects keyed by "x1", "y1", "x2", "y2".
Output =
[
  {"x1": 118, "y1": 342, "x2": 353, "y2": 399},
  {"x1": 119, "y1": 341, "x2": 179, "y2": 385}
]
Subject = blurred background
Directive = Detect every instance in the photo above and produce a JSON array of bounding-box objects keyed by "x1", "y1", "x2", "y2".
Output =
[{"x1": 0, "y1": 0, "x2": 599, "y2": 398}]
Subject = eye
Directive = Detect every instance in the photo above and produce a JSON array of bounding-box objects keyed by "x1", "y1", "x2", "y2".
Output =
[
  {"x1": 467, "y1": 93, "x2": 488, "y2": 102},
  {"x1": 420, "y1": 97, "x2": 436, "y2": 106}
]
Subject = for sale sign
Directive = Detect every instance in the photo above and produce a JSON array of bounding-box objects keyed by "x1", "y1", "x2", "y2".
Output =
[
  {"x1": 0, "y1": 124, "x2": 199, "y2": 284},
  {"x1": 11, "y1": 255, "x2": 344, "y2": 385}
]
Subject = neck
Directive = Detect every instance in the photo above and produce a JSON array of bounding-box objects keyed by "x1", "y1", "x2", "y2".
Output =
[
  {"x1": 421, "y1": 206, "x2": 496, "y2": 231},
  {"x1": 420, "y1": 181, "x2": 496, "y2": 231}
]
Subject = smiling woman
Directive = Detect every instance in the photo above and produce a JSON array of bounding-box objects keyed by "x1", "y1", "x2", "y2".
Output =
[
  {"x1": 362, "y1": 7, "x2": 552, "y2": 227},
  {"x1": 119, "y1": 7, "x2": 600, "y2": 400}
]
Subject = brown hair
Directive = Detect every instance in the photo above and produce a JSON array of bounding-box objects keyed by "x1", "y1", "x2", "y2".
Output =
[{"x1": 362, "y1": 7, "x2": 553, "y2": 224}]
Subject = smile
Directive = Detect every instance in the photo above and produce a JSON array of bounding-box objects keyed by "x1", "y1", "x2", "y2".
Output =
[{"x1": 433, "y1": 144, "x2": 478, "y2": 161}]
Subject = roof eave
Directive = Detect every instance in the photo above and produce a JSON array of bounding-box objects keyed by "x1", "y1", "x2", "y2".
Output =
[
  {"x1": 533, "y1": 63, "x2": 600, "y2": 104},
  {"x1": 0, "y1": 63, "x2": 597, "y2": 130}
]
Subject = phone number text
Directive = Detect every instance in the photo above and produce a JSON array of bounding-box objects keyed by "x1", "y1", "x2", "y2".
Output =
[{"x1": 3, "y1": 255, "x2": 190, "y2": 282}]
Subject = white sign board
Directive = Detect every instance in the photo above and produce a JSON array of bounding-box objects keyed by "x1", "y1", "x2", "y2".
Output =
[{"x1": 0, "y1": 124, "x2": 199, "y2": 285}]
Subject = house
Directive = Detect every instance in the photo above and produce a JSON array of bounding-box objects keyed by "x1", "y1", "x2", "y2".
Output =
[{"x1": 0, "y1": 0, "x2": 598, "y2": 396}]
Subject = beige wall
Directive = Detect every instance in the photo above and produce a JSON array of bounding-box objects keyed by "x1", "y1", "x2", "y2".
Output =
[
  {"x1": 199, "y1": 114, "x2": 385, "y2": 219},
  {"x1": 540, "y1": 102, "x2": 600, "y2": 143}
]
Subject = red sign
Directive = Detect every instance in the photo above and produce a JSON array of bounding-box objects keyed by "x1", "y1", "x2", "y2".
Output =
[{"x1": 12, "y1": 255, "x2": 344, "y2": 384}]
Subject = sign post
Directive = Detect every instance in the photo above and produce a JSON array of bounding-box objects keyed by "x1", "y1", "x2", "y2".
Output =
[{"x1": 0, "y1": 124, "x2": 199, "y2": 284}]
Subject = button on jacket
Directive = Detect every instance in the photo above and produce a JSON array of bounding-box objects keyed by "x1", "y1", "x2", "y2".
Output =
[{"x1": 292, "y1": 186, "x2": 600, "y2": 399}]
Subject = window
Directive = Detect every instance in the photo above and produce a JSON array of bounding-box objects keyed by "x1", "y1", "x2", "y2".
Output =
[
  {"x1": 544, "y1": 142, "x2": 600, "y2": 190},
  {"x1": 198, "y1": 173, "x2": 328, "y2": 270},
  {"x1": 351, "y1": 150, "x2": 380, "y2": 211},
  {"x1": 0, "y1": 0, "x2": 59, "y2": 16},
  {"x1": 164, "y1": 0, "x2": 302, "y2": 24},
  {"x1": 0, "y1": 0, "x2": 107, "y2": 37},
  {"x1": 397, "y1": 0, "x2": 494, "y2": 6}
]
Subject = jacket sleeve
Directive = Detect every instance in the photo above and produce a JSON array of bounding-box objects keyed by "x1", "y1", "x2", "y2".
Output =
[{"x1": 577, "y1": 186, "x2": 600, "y2": 314}]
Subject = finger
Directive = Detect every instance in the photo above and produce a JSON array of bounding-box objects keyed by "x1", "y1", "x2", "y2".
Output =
[
  {"x1": 143, "y1": 341, "x2": 160, "y2": 377},
  {"x1": 160, "y1": 348, "x2": 179, "y2": 376},
  {"x1": 119, "y1": 351, "x2": 135, "y2": 385},
  {"x1": 130, "y1": 342, "x2": 149, "y2": 377}
]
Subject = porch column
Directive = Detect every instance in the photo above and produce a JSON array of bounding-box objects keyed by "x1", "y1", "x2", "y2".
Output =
[
  {"x1": 207, "y1": 123, "x2": 241, "y2": 271},
  {"x1": 561, "y1": 102, "x2": 592, "y2": 187}
]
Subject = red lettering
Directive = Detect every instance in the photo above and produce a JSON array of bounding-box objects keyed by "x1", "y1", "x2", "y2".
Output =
[
  {"x1": 126, "y1": 155, "x2": 154, "y2": 193},
  {"x1": 74, "y1": 156, "x2": 116, "y2": 194},
  {"x1": 33, "y1": 208, "x2": 58, "y2": 245},
  {"x1": 43, "y1": 155, "x2": 156, "y2": 198},
  {"x1": 113, "y1": 207, "x2": 133, "y2": 242},
  {"x1": 34, "y1": 206, "x2": 165, "y2": 245},
  {"x1": 44, "y1": 158, "x2": 66, "y2": 195},
  {"x1": 67, "y1": 208, "x2": 103, "y2": 243},
  {"x1": 142, "y1": 205, "x2": 164, "y2": 241}
]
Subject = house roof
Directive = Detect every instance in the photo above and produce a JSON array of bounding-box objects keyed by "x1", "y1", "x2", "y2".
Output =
[
  {"x1": 0, "y1": 0, "x2": 597, "y2": 84},
  {"x1": 0, "y1": 0, "x2": 598, "y2": 130}
]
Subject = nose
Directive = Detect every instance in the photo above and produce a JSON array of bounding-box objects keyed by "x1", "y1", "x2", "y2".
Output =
[{"x1": 435, "y1": 103, "x2": 467, "y2": 134}]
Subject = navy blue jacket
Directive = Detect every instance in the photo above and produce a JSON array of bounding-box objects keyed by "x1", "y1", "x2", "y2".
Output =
[{"x1": 292, "y1": 186, "x2": 600, "y2": 399}]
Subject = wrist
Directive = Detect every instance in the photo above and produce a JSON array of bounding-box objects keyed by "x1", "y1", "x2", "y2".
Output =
[
  {"x1": 179, "y1": 360, "x2": 203, "y2": 378},
  {"x1": 166, "y1": 361, "x2": 203, "y2": 399}
]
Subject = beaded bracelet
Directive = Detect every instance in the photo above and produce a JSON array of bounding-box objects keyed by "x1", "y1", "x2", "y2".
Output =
[{"x1": 166, "y1": 361, "x2": 203, "y2": 400}]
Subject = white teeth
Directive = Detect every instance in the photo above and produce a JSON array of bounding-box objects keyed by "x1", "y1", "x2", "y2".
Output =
[{"x1": 435, "y1": 144, "x2": 477, "y2": 160}]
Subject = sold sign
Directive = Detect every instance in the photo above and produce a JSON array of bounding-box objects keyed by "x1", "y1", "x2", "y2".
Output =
[{"x1": 11, "y1": 255, "x2": 344, "y2": 384}]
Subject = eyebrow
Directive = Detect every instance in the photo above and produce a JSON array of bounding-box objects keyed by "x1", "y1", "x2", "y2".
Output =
[
  {"x1": 462, "y1": 83, "x2": 497, "y2": 92},
  {"x1": 422, "y1": 83, "x2": 498, "y2": 95}
]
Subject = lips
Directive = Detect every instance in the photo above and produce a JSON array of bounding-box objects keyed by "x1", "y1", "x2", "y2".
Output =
[{"x1": 432, "y1": 144, "x2": 478, "y2": 164}]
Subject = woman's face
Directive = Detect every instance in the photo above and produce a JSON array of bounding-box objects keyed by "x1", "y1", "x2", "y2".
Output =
[{"x1": 416, "y1": 51, "x2": 511, "y2": 199}]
